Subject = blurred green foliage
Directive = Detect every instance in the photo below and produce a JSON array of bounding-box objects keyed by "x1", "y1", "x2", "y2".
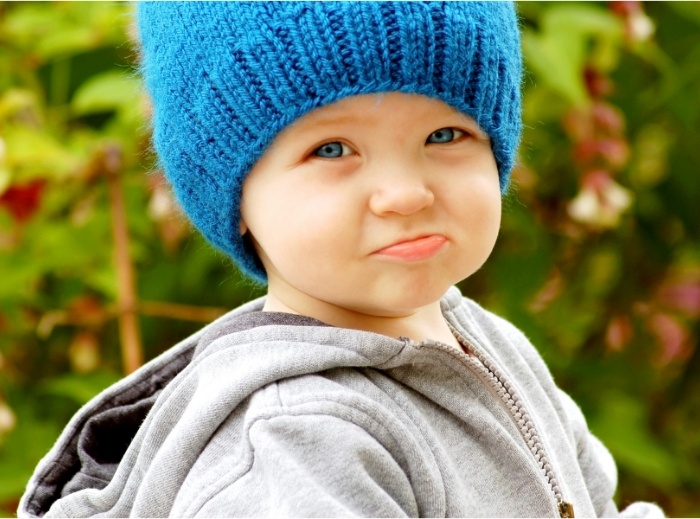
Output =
[{"x1": 0, "y1": 2, "x2": 698, "y2": 516}]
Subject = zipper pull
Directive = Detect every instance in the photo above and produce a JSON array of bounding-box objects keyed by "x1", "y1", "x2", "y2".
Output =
[{"x1": 558, "y1": 500, "x2": 575, "y2": 518}]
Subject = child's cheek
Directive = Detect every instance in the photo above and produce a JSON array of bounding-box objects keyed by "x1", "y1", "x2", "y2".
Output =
[{"x1": 260, "y1": 188, "x2": 353, "y2": 271}]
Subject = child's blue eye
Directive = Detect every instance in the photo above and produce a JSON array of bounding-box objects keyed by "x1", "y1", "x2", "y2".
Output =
[
  {"x1": 426, "y1": 128, "x2": 463, "y2": 144},
  {"x1": 313, "y1": 142, "x2": 349, "y2": 158}
]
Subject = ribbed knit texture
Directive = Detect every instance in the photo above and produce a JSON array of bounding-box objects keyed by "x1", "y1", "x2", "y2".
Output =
[{"x1": 137, "y1": 2, "x2": 522, "y2": 282}]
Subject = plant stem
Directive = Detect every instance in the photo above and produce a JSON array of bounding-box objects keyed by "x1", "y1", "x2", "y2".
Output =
[
  {"x1": 138, "y1": 301, "x2": 227, "y2": 322},
  {"x1": 104, "y1": 144, "x2": 143, "y2": 374}
]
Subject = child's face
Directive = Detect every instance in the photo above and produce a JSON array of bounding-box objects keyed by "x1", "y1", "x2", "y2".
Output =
[{"x1": 240, "y1": 92, "x2": 501, "y2": 319}]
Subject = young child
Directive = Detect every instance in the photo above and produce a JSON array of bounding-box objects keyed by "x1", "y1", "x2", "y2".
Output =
[{"x1": 20, "y1": 2, "x2": 664, "y2": 517}]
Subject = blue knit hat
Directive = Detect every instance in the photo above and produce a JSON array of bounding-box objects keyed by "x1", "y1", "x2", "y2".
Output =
[{"x1": 137, "y1": 2, "x2": 522, "y2": 282}]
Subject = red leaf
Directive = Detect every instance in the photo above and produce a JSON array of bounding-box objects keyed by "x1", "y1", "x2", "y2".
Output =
[
  {"x1": 0, "y1": 180, "x2": 46, "y2": 223},
  {"x1": 584, "y1": 67, "x2": 614, "y2": 99},
  {"x1": 610, "y1": 1, "x2": 642, "y2": 17}
]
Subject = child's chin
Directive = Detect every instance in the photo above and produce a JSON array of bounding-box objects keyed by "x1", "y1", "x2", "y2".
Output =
[{"x1": 362, "y1": 286, "x2": 453, "y2": 317}]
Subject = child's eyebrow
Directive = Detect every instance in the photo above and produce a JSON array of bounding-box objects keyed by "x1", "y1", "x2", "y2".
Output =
[
  {"x1": 282, "y1": 113, "x2": 366, "y2": 139},
  {"x1": 299, "y1": 113, "x2": 366, "y2": 129}
]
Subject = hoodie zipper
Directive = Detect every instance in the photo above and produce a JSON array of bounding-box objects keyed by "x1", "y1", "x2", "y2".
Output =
[{"x1": 426, "y1": 328, "x2": 576, "y2": 519}]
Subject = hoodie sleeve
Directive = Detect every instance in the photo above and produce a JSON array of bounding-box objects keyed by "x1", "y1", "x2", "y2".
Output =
[
  {"x1": 556, "y1": 390, "x2": 665, "y2": 518},
  {"x1": 555, "y1": 389, "x2": 619, "y2": 516},
  {"x1": 190, "y1": 413, "x2": 420, "y2": 517},
  {"x1": 474, "y1": 302, "x2": 665, "y2": 518}
]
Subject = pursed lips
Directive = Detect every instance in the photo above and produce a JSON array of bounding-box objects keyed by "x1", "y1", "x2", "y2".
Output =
[{"x1": 372, "y1": 234, "x2": 448, "y2": 260}]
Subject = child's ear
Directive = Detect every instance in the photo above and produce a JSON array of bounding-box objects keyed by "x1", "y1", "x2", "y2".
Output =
[{"x1": 239, "y1": 219, "x2": 248, "y2": 236}]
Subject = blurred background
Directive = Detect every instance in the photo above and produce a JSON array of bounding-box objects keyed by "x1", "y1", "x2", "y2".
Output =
[{"x1": 0, "y1": 2, "x2": 698, "y2": 516}]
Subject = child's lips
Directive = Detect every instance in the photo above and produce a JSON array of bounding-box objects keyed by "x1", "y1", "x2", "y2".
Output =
[{"x1": 372, "y1": 234, "x2": 448, "y2": 261}]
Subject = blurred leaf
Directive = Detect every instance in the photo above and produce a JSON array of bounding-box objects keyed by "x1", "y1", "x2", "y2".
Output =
[
  {"x1": 40, "y1": 371, "x2": 121, "y2": 406},
  {"x1": 0, "y1": 256, "x2": 40, "y2": 300},
  {"x1": 4, "y1": 127, "x2": 83, "y2": 182},
  {"x1": 582, "y1": 247, "x2": 621, "y2": 299},
  {"x1": 0, "y1": 88, "x2": 38, "y2": 120},
  {"x1": 0, "y1": 398, "x2": 62, "y2": 502},
  {"x1": 668, "y1": 3, "x2": 700, "y2": 27},
  {"x1": 3, "y1": 4, "x2": 62, "y2": 49},
  {"x1": 628, "y1": 124, "x2": 672, "y2": 189},
  {"x1": 72, "y1": 70, "x2": 142, "y2": 117},
  {"x1": 0, "y1": 166, "x2": 10, "y2": 196},
  {"x1": 522, "y1": 4, "x2": 622, "y2": 106},
  {"x1": 36, "y1": 27, "x2": 97, "y2": 61},
  {"x1": 6, "y1": 10, "x2": 90, "y2": 61},
  {"x1": 3, "y1": 3, "x2": 129, "y2": 61},
  {"x1": 591, "y1": 393, "x2": 680, "y2": 488},
  {"x1": 84, "y1": 266, "x2": 119, "y2": 300}
]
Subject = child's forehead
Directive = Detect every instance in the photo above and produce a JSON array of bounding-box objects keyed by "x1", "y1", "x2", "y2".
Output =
[{"x1": 286, "y1": 92, "x2": 481, "y2": 132}]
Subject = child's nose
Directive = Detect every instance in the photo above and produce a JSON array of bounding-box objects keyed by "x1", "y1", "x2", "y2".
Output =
[{"x1": 368, "y1": 165, "x2": 435, "y2": 216}]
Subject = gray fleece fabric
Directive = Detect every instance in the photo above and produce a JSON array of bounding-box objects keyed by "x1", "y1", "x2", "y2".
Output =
[{"x1": 19, "y1": 287, "x2": 664, "y2": 518}]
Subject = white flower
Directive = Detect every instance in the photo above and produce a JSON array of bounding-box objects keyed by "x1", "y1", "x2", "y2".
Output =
[
  {"x1": 629, "y1": 11, "x2": 655, "y2": 42},
  {"x1": 568, "y1": 171, "x2": 633, "y2": 228},
  {"x1": 0, "y1": 401, "x2": 16, "y2": 435},
  {"x1": 148, "y1": 185, "x2": 176, "y2": 221}
]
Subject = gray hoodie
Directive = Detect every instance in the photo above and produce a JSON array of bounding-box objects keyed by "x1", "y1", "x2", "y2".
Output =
[{"x1": 19, "y1": 287, "x2": 663, "y2": 517}]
